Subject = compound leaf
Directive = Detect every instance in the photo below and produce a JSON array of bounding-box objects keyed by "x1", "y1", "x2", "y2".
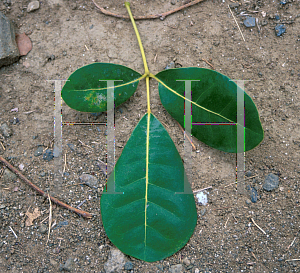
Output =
[
  {"x1": 155, "y1": 68, "x2": 264, "y2": 152},
  {"x1": 101, "y1": 113, "x2": 197, "y2": 262},
  {"x1": 61, "y1": 63, "x2": 142, "y2": 112}
]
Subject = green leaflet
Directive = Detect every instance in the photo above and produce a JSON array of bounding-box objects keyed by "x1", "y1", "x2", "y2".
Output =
[
  {"x1": 155, "y1": 67, "x2": 264, "y2": 153},
  {"x1": 101, "y1": 113, "x2": 197, "y2": 262},
  {"x1": 61, "y1": 63, "x2": 142, "y2": 112}
]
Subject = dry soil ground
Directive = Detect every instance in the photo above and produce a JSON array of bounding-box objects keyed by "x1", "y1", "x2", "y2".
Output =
[{"x1": 0, "y1": 0, "x2": 300, "y2": 272}]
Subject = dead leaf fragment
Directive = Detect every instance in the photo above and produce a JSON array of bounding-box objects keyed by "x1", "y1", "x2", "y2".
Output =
[
  {"x1": 15, "y1": 33, "x2": 32, "y2": 56},
  {"x1": 25, "y1": 207, "x2": 41, "y2": 226}
]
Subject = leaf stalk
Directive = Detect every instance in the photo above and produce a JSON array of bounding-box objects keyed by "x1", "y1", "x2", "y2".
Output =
[{"x1": 125, "y1": 2, "x2": 151, "y2": 113}]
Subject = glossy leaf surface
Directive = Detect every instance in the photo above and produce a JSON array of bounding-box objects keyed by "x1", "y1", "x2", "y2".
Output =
[
  {"x1": 155, "y1": 68, "x2": 264, "y2": 152},
  {"x1": 101, "y1": 113, "x2": 197, "y2": 262},
  {"x1": 61, "y1": 63, "x2": 142, "y2": 112}
]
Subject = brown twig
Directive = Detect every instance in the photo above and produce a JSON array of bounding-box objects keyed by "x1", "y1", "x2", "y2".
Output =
[
  {"x1": 201, "y1": 58, "x2": 215, "y2": 70},
  {"x1": 92, "y1": 0, "x2": 205, "y2": 20},
  {"x1": 0, "y1": 141, "x2": 5, "y2": 151},
  {"x1": 176, "y1": 121, "x2": 196, "y2": 151},
  {"x1": 0, "y1": 156, "x2": 92, "y2": 219}
]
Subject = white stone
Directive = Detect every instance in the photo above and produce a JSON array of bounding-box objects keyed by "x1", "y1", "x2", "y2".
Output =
[
  {"x1": 27, "y1": 1, "x2": 40, "y2": 13},
  {"x1": 104, "y1": 248, "x2": 127, "y2": 273}
]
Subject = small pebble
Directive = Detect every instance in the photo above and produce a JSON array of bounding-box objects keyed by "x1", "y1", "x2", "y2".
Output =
[
  {"x1": 34, "y1": 146, "x2": 44, "y2": 157},
  {"x1": 263, "y1": 173, "x2": 279, "y2": 191},
  {"x1": 156, "y1": 264, "x2": 164, "y2": 271},
  {"x1": 246, "y1": 171, "x2": 252, "y2": 177},
  {"x1": 182, "y1": 257, "x2": 190, "y2": 266},
  {"x1": 50, "y1": 259, "x2": 58, "y2": 266},
  {"x1": 43, "y1": 149, "x2": 54, "y2": 161},
  {"x1": 243, "y1": 16, "x2": 256, "y2": 27},
  {"x1": 27, "y1": 1, "x2": 40, "y2": 12},
  {"x1": 196, "y1": 191, "x2": 208, "y2": 205},
  {"x1": 165, "y1": 61, "x2": 175, "y2": 70},
  {"x1": 171, "y1": 0, "x2": 176, "y2": 5},
  {"x1": 59, "y1": 257, "x2": 74, "y2": 272},
  {"x1": 169, "y1": 264, "x2": 183, "y2": 273},
  {"x1": 2, "y1": 168, "x2": 17, "y2": 182},
  {"x1": 79, "y1": 174, "x2": 98, "y2": 188},
  {"x1": 53, "y1": 220, "x2": 69, "y2": 230},
  {"x1": 124, "y1": 261, "x2": 133, "y2": 270},
  {"x1": 200, "y1": 208, "x2": 206, "y2": 216},
  {"x1": 275, "y1": 24, "x2": 286, "y2": 36},
  {"x1": 67, "y1": 143, "x2": 76, "y2": 151},
  {"x1": 19, "y1": 163, "x2": 24, "y2": 171},
  {"x1": 229, "y1": 3, "x2": 240, "y2": 8},
  {"x1": 246, "y1": 185, "x2": 258, "y2": 203},
  {"x1": 0, "y1": 123, "x2": 12, "y2": 138},
  {"x1": 39, "y1": 224, "x2": 48, "y2": 234}
]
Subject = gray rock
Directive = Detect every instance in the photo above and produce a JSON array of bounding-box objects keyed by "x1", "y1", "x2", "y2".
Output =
[
  {"x1": 34, "y1": 146, "x2": 44, "y2": 157},
  {"x1": 50, "y1": 258, "x2": 58, "y2": 266},
  {"x1": 200, "y1": 208, "x2": 206, "y2": 216},
  {"x1": 156, "y1": 264, "x2": 164, "y2": 271},
  {"x1": 79, "y1": 174, "x2": 98, "y2": 188},
  {"x1": 182, "y1": 257, "x2": 190, "y2": 266},
  {"x1": 124, "y1": 261, "x2": 133, "y2": 270},
  {"x1": 67, "y1": 143, "x2": 76, "y2": 152},
  {"x1": 0, "y1": 12, "x2": 20, "y2": 68},
  {"x1": 263, "y1": 173, "x2": 279, "y2": 191},
  {"x1": 0, "y1": 204, "x2": 6, "y2": 209},
  {"x1": 39, "y1": 224, "x2": 48, "y2": 234},
  {"x1": 246, "y1": 185, "x2": 258, "y2": 203},
  {"x1": 53, "y1": 220, "x2": 68, "y2": 230},
  {"x1": 246, "y1": 171, "x2": 252, "y2": 177},
  {"x1": 244, "y1": 17, "x2": 256, "y2": 27},
  {"x1": 275, "y1": 24, "x2": 286, "y2": 37},
  {"x1": 229, "y1": 3, "x2": 240, "y2": 8},
  {"x1": 2, "y1": 168, "x2": 17, "y2": 182},
  {"x1": 59, "y1": 257, "x2": 74, "y2": 272},
  {"x1": 169, "y1": 264, "x2": 183, "y2": 273},
  {"x1": 171, "y1": 0, "x2": 176, "y2": 5},
  {"x1": 43, "y1": 149, "x2": 54, "y2": 161},
  {"x1": 0, "y1": 123, "x2": 12, "y2": 138},
  {"x1": 104, "y1": 248, "x2": 127, "y2": 273},
  {"x1": 27, "y1": 1, "x2": 40, "y2": 12},
  {"x1": 165, "y1": 61, "x2": 175, "y2": 70}
]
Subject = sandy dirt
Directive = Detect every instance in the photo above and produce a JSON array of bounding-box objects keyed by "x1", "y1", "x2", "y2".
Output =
[{"x1": 0, "y1": 0, "x2": 300, "y2": 272}]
